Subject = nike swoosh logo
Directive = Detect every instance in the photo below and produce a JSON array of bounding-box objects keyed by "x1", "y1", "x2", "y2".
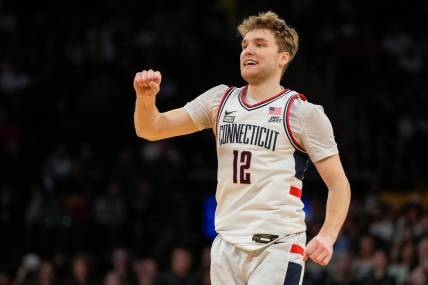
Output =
[{"x1": 225, "y1": 110, "x2": 237, "y2": 116}]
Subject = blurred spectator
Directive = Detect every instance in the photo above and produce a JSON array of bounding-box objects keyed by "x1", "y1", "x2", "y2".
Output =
[
  {"x1": 94, "y1": 182, "x2": 127, "y2": 229},
  {"x1": 415, "y1": 212, "x2": 428, "y2": 238},
  {"x1": 352, "y1": 234, "x2": 376, "y2": 280},
  {"x1": 35, "y1": 261, "x2": 57, "y2": 285},
  {"x1": 133, "y1": 258, "x2": 158, "y2": 285},
  {"x1": 361, "y1": 250, "x2": 396, "y2": 285},
  {"x1": 104, "y1": 272, "x2": 123, "y2": 285},
  {"x1": 395, "y1": 204, "x2": 420, "y2": 245},
  {"x1": 369, "y1": 203, "x2": 394, "y2": 243},
  {"x1": 409, "y1": 269, "x2": 427, "y2": 285},
  {"x1": 157, "y1": 247, "x2": 198, "y2": 285},
  {"x1": 94, "y1": 182, "x2": 127, "y2": 248},
  {"x1": 389, "y1": 242, "x2": 417, "y2": 285},
  {"x1": 14, "y1": 253, "x2": 41, "y2": 285},
  {"x1": 63, "y1": 254, "x2": 95, "y2": 285},
  {"x1": 409, "y1": 237, "x2": 428, "y2": 285},
  {"x1": 110, "y1": 248, "x2": 132, "y2": 285},
  {"x1": 325, "y1": 251, "x2": 356, "y2": 285},
  {"x1": 51, "y1": 252, "x2": 67, "y2": 282}
]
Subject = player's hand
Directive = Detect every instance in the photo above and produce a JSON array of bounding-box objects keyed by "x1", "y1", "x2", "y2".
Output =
[
  {"x1": 304, "y1": 235, "x2": 334, "y2": 266},
  {"x1": 134, "y1": 69, "x2": 162, "y2": 98}
]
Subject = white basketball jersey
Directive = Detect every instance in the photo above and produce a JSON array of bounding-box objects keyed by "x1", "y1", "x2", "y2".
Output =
[{"x1": 215, "y1": 86, "x2": 310, "y2": 251}]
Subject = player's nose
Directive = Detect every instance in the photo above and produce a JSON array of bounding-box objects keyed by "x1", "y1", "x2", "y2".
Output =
[
  {"x1": 242, "y1": 44, "x2": 256, "y2": 56},
  {"x1": 243, "y1": 48, "x2": 255, "y2": 56}
]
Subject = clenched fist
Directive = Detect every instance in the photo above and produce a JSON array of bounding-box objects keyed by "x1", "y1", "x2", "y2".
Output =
[
  {"x1": 134, "y1": 69, "x2": 162, "y2": 98},
  {"x1": 304, "y1": 235, "x2": 334, "y2": 266}
]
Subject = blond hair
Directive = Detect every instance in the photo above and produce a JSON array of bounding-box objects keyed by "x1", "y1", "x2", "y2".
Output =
[{"x1": 238, "y1": 11, "x2": 299, "y2": 67}]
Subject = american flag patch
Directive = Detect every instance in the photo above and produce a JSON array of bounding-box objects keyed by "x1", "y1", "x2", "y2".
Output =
[{"x1": 269, "y1": 106, "x2": 282, "y2": 115}]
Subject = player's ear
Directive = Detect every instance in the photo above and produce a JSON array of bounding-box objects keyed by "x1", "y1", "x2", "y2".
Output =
[{"x1": 279, "y1": 52, "x2": 290, "y2": 69}]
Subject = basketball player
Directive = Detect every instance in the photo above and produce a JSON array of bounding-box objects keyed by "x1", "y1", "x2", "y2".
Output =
[{"x1": 133, "y1": 11, "x2": 351, "y2": 285}]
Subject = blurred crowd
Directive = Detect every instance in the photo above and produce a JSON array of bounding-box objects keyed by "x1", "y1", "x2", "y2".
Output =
[
  {"x1": 1, "y1": 245, "x2": 211, "y2": 285},
  {"x1": 1, "y1": 0, "x2": 428, "y2": 284},
  {"x1": 1, "y1": 195, "x2": 428, "y2": 285}
]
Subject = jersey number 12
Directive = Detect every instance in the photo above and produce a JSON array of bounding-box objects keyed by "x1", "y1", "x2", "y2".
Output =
[{"x1": 233, "y1": 150, "x2": 252, "y2": 184}]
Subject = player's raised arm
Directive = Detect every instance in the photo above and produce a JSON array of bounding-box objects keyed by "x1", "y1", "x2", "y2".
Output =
[{"x1": 133, "y1": 69, "x2": 200, "y2": 141}]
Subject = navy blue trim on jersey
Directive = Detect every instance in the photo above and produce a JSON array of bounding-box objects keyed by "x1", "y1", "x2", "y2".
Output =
[
  {"x1": 283, "y1": 95, "x2": 306, "y2": 153},
  {"x1": 238, "y1": 87, "x2": 291, "y2": 111},
  {"x1": 293, "y1": 150, "x2": 310, "y2": 181},
  {"x1": 215, "y1": 87, "x2": 236, "y2": 135},
  {"x1": 282, "y1": 262, "x2": 302, "y2": 285}
]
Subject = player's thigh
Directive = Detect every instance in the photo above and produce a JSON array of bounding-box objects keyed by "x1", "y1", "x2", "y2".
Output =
[
  {"x1": 248, "y1": 243, "x2": 305, "y2": 285},
  {"x1": 210, "y1": 235, "x2": 245, "y2": 285}
]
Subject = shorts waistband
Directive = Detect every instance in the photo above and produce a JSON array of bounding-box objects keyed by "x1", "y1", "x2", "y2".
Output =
[
  {"x1": 252, "y1": 234, "x2": 279, "y2": 244},
  {"x1": 251, "y1": 233, "x2": 305, "y2": 256}
]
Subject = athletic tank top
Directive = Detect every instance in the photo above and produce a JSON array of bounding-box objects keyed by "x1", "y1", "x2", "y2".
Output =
[{"x1": 215, "y1": 86, "x2": 309, "y2": 250}]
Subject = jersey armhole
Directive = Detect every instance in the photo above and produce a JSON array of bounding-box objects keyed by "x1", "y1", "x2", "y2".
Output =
[
  {"x1": 215, "y1": 86, "x2": 235, "y2": 135},
  {"x1": 283, "y1": 94, "x2": 307, "y2": 153}
]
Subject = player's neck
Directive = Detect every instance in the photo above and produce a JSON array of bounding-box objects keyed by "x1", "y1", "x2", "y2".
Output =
[{"x1": 246, "y1": 79, "x2": 284, "y2": 102}]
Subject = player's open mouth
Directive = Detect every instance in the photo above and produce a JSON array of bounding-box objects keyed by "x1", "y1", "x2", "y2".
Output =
[{"x1": 244, "y1": 60, "x2": 258, "y2": 66}]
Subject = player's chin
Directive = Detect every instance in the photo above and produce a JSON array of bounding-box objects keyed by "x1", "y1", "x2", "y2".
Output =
[{"x1": 241, "y1": 69, "x2": 259, "y2": 82}]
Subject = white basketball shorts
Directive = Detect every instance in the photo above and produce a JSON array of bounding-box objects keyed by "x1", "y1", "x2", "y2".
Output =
[{"x1": 210, "y1": 232, "x2": 306, "y2": 285}]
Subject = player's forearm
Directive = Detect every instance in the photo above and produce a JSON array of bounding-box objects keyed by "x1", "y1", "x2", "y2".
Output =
[
  {"x1": 134, "y1": 96, "x2": 161, "y2": 140},
  {"x1": 318, "y1": 177, "x2": 351, "y2": 242}
]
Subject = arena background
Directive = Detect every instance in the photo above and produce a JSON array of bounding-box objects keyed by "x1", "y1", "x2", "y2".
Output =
[{"x1": 1, "y1": 0, "x2": 428, "y2": 284}]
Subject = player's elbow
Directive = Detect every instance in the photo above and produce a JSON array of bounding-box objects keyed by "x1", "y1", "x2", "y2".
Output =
[
  {"x1": 346, "y1": 178, "x2": 351, "y2": 195},
  {"x1": 340, "y1": 176, "x2": 351, "y2": 191},
  {"x1": 338, "y1": 176, "x2": 351, "y2": 198},
  {"x1": 342, "y1": 176, "x2": 351, "y2": 192},
  {"x1": 135, "y1": 128, "x2": 160, "y2": 141}
]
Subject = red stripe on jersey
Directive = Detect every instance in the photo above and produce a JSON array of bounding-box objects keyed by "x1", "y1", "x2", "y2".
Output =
[
  {"x1": 290, "y1": 244, "x2": 304, "y2": 256},
  {"x1": 298, "y1": 93, "x2": 307, "y2": 101},
  {"x1": 240, "y1": 86, "x2": 290, "y2": 108},
  {"x1": 289, "y1": 186, "x2": 302, "y2": 198},
  {"x1": 285, "y1": 95, "x2": 306, "y2": 152},
  {"x1": 215, "y1": 86, "x2": 233, "y2": 134}
]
